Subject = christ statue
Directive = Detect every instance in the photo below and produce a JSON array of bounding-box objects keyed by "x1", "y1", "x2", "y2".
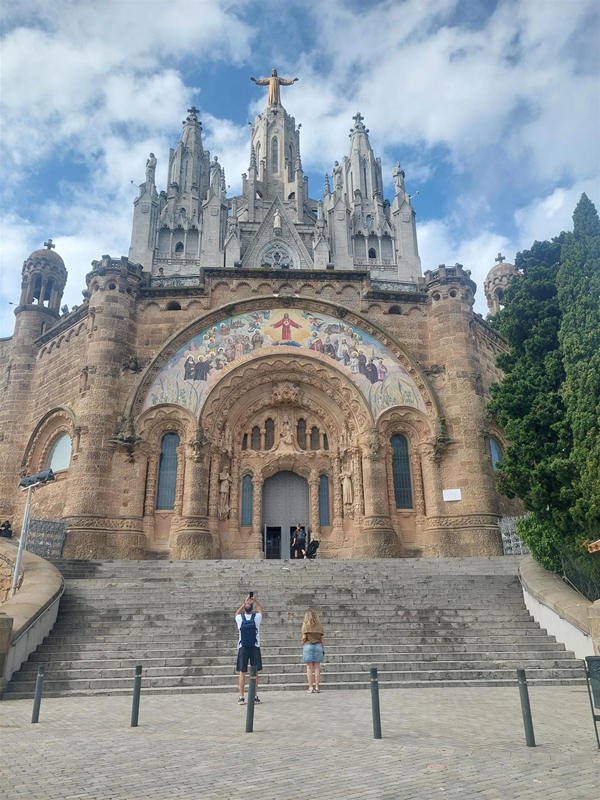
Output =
[{"x1": 250, "y1": 69, "x2": 298, "y2": 106}]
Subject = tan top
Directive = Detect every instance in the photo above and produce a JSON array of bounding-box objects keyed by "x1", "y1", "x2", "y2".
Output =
[{"x1": 302, "y1": 621, "x2": 324, "y2": 645}]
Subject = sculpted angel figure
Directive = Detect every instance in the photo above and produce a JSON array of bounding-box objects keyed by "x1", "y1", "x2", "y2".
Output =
[{"x1": 250, "y1": 69, "x2": 298, "y2": 106}]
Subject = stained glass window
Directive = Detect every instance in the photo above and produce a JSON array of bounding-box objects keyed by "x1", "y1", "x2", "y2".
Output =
[
  {"x1": 47, "y1": 434, "x2": 71, "y2": 472},
  {"x1": 391, "y1": 434, "x2": 412, "y2": 509},
  {"x1": 319, "y1": 474, "x2": 330, "y2": 526},
  {"x1": 156, "y1": 433, "x2": 180, "y2": 510},
  {"x1": 241, "y1": 474, "x2": 253, "y2": 526}
]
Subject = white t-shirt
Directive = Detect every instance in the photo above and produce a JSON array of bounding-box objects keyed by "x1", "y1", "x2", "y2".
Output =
[{"x1": 235, "y1": 612, "x2": 262, "y2": 649}]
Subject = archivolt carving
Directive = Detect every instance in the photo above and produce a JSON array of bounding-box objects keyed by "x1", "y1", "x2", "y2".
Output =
[
  {"x1": 128, "y1": 296, "x2": 441, "y2": 420},
  {"x1": 22, "y1": 406, "x2": 79, "y2": 472},
  {"x1": 377, "y1": 407, "x2": 435, "y2": 444},
  {"x1": 136, "y1": 404, "x2": 196, "y2": 445},
  {"x1": 200, "y1": 355, "x2": 371, "y2": 438}
]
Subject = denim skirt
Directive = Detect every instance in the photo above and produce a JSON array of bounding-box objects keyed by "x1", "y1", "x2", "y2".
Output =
[{"x1": 302, "y1": 643, "x2": 324, "y2": 663}]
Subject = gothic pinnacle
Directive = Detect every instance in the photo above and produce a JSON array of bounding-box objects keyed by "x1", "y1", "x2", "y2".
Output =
[
  {"x1": 249, "y1": 144, "x2": 257, "y2": 172},
  {"x1": 324, "y1": 173, "x2": 331, "y2": 194}
]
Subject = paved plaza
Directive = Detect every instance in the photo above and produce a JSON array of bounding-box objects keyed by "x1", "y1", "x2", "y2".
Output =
[{"x1": 1, "y1": 686, "x2": 599, "y2": 799}]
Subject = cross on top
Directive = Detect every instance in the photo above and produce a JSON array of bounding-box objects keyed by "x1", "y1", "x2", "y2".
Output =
[
  {"x1": 495, "y1": 253, "x2": 505, "y2": 263},
  {"x1": 44, "y1": 239, "x2": 55, "y2": 250},
  {"x1": 353, "y1": 112, "x2": 364, "y2": 124},
  {"x1": 187, "y1": 105, "x2": 199, "y2": 117}
]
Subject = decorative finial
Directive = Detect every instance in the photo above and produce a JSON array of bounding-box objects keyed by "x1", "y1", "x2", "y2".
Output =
[
  {"x1": 184, "y1": 106, "x2": 201, "y2": 127},
  {"x1": 495, "y1": 253, "x2": 505, "y2": 264},
  {"x1": 352, "y1": 111, "x2": 364, "y2": 125},
  {"x1": 324, "y1": 173, "x2": 331, "y2": 194},
  {"x1": 44, "y1": 239, "x2": 55, "y2": 250}
]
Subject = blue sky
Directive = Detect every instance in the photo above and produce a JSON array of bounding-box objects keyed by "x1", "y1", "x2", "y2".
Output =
[{"x1": 1, "y1": 0, "x2": 598, "y2": 336}]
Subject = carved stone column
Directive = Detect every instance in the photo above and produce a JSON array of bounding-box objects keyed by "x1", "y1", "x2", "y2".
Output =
[
  {"x1": 309, "y1": 471, "x2": 320, "y2": 539},
  {"x1": 208, "y1": 450, "x2": 221, "y2": 525},
  {"x1": 251, "y1": 474, "x2": 264, "y2": 557},
  {"x1": 351, "y1": 448, "x2": 364, "y2": 520},
  {"x1": 228, "y1": 455, "x2": 241, "y2": 531},
  {"x1": 355, "y1": 429, "x2": 401, "y2": 558},
  {"x1": 172, "y1": 433, "x2": 212, "y2": 560},
  {"x1": 331, "y1": 453, "x2": 343, "y2": 531}
]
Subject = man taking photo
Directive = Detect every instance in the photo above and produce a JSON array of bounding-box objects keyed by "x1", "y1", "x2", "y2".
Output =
[{"x1": 235, "y1": 594, "x2": 263, "y2": 705}]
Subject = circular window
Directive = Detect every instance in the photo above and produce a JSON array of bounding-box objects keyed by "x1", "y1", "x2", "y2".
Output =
[
  {"x1": 47, "y1": 434, "x2": 72, "y2": 472},
  {"x1": 260, "y1": 244, "x2": 293, "y2": 269}
]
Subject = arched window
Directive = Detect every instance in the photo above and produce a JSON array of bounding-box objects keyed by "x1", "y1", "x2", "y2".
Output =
[
  {"x1": 368, "y1": 248, "x2": 377, "y2": 259},
  {"x1": 242, "y1": 433, "x2": 248, "y2": 451},
  {"x1": 241, "y1": 474, "x2": 253, "y2": 526},
  {"x1": 319, "y1": 474, "x2": 330, "y2": 526},
  {"x1": 272, "y1": 137, "x2": 278, "y2": 172},
  {"x1": 167, "y1": 301, "x2": 181, "y2": 311},
  {"x1": 251, "y1": 426, "x2": 261, "y2": 451},
  {"x1": 297, "y1": 418, "x2": 306, "y2": 450},
  {"x1": 310, "y1": 426, "x2": 320, "y2": 451},
  {"x1": 175, "y1": 242, "x2": 184, "y2": 253},
  {"x1": 44, "y1": 280, "x2": 54, "y2": 306},
  {"x1": 156, "y1": 433, "x2": 180, "y2": 510},
  {"x1": 264, "y1": 418, "x2": 274, "y2": 450},
  {"x1": 490, "y1": 437, "x2": 503, "y2": 471},
  {"x1": 255, "y1": 142, "x2": 261, "y2": 175},
  {"x1": 388, "y1": 305, "x2": 401, "y2": 315},
  {"x1": 46, "y1": 434, "x2": 71, "y2": 472},
  {"x1": 323, "y1": 433, "x2": 329, "y2": 451},
  {"x1": 391, "y1": 434, "x2": 412, "y2": 509},
  {"x1": 33, "y1": 275, "x2": 42, "y2": 303},
  {"x1": 288, "y1": 144, "x2": 294, "y2": 181}
]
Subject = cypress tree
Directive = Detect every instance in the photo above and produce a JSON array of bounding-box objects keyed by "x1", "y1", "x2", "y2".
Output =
[
  {"x1": 557, "y1": 194, "x2": 600, "y2": 538},
  {"x1": 487, "y1": 236, "x2": 572, "y2": 570}
]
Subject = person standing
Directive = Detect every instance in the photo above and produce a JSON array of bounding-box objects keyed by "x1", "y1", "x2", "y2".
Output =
[
  {"x1": 292, "y1": 523, "x2": 306, "y2": 559},
  {"x1": 235, "y1": 594, "x2": 263, "y2": 705},
  {"x1": 302, "y1": 609, "x2": 325, "y2": 693}
]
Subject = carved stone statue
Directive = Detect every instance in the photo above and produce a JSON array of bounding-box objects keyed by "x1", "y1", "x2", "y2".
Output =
[
  {"x1": 332, "y1": 161, "x2": 343, "y2": 190},
  {"x1": 276, "y1": 415, "x2": 296, "y2": 453},
  {"x1": 392, "y1": 161, "x2": 405, "y2": 195},
  {"x1": 218, "y1": 465, "x2": 232, "y2": 519},
  {"x1": 250, "y1": 69, "x2": 298, "y2": 106},
  {"x1": 341, "y1": 470, "x2": 354, "y2": 506},
  {"x1": 145, "y1": 153, "x2": 157, "y2": 183},
  {"x1": 210, "y1": 156, "x2": 221, "y2": 187}
]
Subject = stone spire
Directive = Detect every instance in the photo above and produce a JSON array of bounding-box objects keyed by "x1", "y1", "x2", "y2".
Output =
[{"x1": 324, "y1": 172, "x2": 331, "y2": 195}]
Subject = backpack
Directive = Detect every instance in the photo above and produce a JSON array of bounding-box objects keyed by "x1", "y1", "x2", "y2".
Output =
[{"x1": 239, "y1": 613, "x2": 257, "y2": 648}]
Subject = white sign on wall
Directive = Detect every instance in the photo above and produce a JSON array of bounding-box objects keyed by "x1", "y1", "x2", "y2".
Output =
[{"x1": 443, "y1": 489, "x2": 462, "y2": 502}]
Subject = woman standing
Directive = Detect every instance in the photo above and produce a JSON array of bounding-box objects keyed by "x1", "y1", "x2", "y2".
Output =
[{"x1": 302, "y1": 609, "x2": 325, "y2": 693}]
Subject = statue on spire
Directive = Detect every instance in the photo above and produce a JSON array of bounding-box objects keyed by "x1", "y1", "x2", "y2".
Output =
[{"x1": 250, "y1": 69, "x2": 298, "y2": 106}]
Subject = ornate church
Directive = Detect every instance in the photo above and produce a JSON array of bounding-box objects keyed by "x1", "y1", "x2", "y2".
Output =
[{"x1": 0, "y1": 74, "x2": 521, "y2": 560}]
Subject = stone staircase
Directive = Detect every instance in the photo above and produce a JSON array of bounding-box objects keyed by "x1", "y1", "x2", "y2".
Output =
[{"x1": 4, "y1": 557, "x2": 585, "y2": 699}]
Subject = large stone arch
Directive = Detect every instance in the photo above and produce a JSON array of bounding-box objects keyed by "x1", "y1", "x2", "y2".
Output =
[{"x1": 127, "y1": 296, "x2": 442, "y2": 428}]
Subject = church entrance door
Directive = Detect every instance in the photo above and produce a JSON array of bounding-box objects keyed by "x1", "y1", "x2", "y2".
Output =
[{"x1": 262, "y1": 471, "x2": 309, "y2": 559}]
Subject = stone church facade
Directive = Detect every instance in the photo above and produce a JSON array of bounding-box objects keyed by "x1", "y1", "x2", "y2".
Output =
[{"x1": 0, "y1": 83, "x2": 521, "y2": 561}]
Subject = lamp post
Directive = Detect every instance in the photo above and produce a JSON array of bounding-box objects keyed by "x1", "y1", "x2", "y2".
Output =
[{"x1": 10, "y1": 470, "x2": 55, "y2": 598}]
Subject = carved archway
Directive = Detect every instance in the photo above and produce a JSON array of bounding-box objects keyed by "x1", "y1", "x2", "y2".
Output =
[{"x1": 127, "y1": 296, "x2": 442, "y2": 425}]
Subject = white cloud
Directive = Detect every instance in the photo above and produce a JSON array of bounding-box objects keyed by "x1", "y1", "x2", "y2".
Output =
[{"x1": 1, "y1": 0, "x2": 599, "y2": 339}]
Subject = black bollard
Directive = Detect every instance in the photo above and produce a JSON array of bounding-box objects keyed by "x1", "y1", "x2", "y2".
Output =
[
  {"x1": 31, "y1": 666, "x2": 45, "y2": 724},
  {"x1": 370, "y1": 666, "x2": 382, "y2": 739},
  {"x1": 246, "y1": 667, "x2": 256, "y2": 733},
  {"x1": 131, "y1": 665, "x2": 142, "y2": 728},
  {"x1": 517, "y1": 668, "x2": 536, "y2": 747}
]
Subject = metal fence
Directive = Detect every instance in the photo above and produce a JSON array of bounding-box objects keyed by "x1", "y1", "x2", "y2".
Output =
[
  {"x1": 562, "y1": 546, "x2": 600, "y2": 603},
  {"x1": 499, "y1": 516, "x2": 530, "y2": 556},
  {"x1": 26, "y1": 518, "x2": 67, "y2": 559}
]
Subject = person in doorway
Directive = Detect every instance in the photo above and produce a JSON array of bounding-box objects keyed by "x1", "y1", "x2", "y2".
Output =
[
  {"x1": 292, "y1": 523, "x2": 306, "y2": 558},
  {"x1": 235, "y1": 594, "x2": 263, "y2": 705},
  {"x1": 302, "y1": 609, "x2": 325, "y2": 693},
  {"x1": 0, "y1": 520, "x2": 12, "y2": 539}
]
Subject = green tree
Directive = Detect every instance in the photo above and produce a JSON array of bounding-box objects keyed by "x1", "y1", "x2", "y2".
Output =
[
  {"x1": 556, "y1": 194, "x2": 600, "y2": 538},
  {"x1": 487, "y1": 237, "x2": 572, "y2": 570}
]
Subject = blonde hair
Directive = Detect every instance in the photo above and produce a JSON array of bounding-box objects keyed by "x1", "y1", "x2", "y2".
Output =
[{"x1": 303, "y1": 609, "x2": 321, "y2": 627}]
